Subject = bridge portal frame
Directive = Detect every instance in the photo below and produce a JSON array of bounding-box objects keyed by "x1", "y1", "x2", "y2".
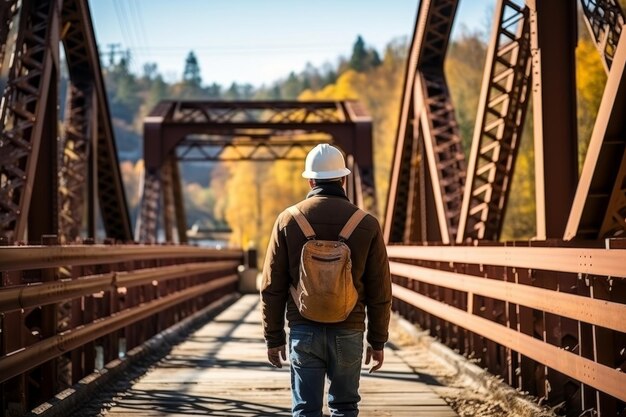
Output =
[{"x1": 136, "y1": 100, "x2": 376, "y2": 243}]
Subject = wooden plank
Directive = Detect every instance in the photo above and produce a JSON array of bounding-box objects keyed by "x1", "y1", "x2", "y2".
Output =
[{"x1": 105, "y1": 295, "x2": 458, "y2": 417}]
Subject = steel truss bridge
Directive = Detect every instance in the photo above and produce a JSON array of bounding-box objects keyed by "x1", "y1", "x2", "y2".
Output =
[{"x1": 0, "y1": 0, "x2": 625, "y2": 416}]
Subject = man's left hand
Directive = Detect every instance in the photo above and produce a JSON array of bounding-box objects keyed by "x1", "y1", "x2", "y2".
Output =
[{"x1": 267, "y1": 345, "x2": 286, "y2": 368}]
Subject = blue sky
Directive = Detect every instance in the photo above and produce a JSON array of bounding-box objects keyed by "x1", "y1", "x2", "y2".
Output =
[{"x1": 88, "y1": 0, "x2": 494, "y2": 87}]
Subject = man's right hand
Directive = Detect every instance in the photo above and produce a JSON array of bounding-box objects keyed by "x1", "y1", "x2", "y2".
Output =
[
  {"x1": 267, "y1": 345, "x2": 286, "y2": 368},
  {"x1": 365, "y1": 346, "x2": 384, "y2": 373}
]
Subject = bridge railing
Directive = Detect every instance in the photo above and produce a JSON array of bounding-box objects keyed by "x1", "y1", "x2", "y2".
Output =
[
  {"x1": 0, "y1": 241, "x2": 243, "y2": 413},
  {"x1": 388, "y1": 240, "x2": 626, "y2": 412}
]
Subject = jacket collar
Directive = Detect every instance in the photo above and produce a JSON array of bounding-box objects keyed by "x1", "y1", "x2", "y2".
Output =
[{"x1": 306, "y1": 181, "x2": 349, "y2": 201}]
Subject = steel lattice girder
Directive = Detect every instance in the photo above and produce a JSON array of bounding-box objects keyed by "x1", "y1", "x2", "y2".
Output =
[
  {"x1": 0, "y1": 0, "x2": 19, "y2": 73},
  {"x1": 384, "y1": 0, "x2": 464, "y2": 244},
  {"x1": 565, "y1": 32, "x2": 626, "y2": 240},
  {"x1": 457, "y1": 0, "x2": 532, "y2": 243},
  {"x1": 58, "y1": 81, "x2": 94, "y2": 243},
  {"x1": 580, "y1": 0, "x2": 625, "y2": 72},
  {"x1": 562, "y1": 0, "x2": 626, "y2": 240},
  {"x1": 135, "y1": 169, "x2": 161, "y2": 243},
  {"x1": 61, "y1": 0, "x2": 132, "y2": 242},
  {"x1": 0, "y1": 0, "x2": 59, "y2": 242},
  {"x1": 138, "y1": 100, "x2": 376, "y2": 242}
]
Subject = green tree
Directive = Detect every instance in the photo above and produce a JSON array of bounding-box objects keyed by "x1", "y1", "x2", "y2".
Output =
[
  {"x1": 281, "y1": 72, "x2": 302, "y2": 99},
  {"x1": 183, "y1": 51, "x2": 202, "y2": 86},
  {"x1": 223, "y1": 82, "x2": 241, "y2": 100},
  {"x1": 348, "y1": 35, "x2": 381, "y2": 73}
]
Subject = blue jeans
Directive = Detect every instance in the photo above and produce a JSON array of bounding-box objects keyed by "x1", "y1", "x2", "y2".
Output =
[{"x1": 289, "y1": 324, "x2": 364, "y2": 417}]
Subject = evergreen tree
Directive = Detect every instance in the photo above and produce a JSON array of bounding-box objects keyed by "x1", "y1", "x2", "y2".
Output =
[
  {"x1": 350, "y1": 36, "x2": 368, "y2": 72},
  {"x1": 348, "y1": 35, "x2": 381, "y2": 73},
  {"x1": 205, "y1": 82, "x2": 222, "y2": 98},
  {"x1": 224, "y1": 82, "x2": 240, "y2": 100},
  {"x1": 281, "y1": 72, "x2": 301, "y2": 99},
  {"x1": 183, "y1": 51, "x2": 202, "y2": 86}
]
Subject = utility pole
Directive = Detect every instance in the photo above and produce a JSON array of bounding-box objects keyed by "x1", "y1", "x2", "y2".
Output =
[{"x1": 105, "y1": 43, "x2": 122, "y2": 66}]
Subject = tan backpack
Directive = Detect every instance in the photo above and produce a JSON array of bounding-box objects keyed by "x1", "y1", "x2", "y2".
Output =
[{"x1": 287, "y1": 205, "x2": 367, "y2": 323}]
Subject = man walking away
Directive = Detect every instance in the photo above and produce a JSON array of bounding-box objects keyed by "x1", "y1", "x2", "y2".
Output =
[{"x1": 261, "y1": 144, "x2": 392, "y2": 417}]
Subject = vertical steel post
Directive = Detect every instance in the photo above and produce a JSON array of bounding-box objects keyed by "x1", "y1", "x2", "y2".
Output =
[
  {"x1": 170, "y1": 158, "x2": 188, "y2": 244},
  {"x1": 527, "y1": 0, "x2": 578, "y2": 239}
]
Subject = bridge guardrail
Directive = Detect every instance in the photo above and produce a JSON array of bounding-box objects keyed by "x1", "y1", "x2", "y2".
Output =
[
  {"x1": 0, "y1": 242, "x2": 243, "y2": 412},
  {"x1": 388, "y1": 240, "x2": 626, "y2": 410}
]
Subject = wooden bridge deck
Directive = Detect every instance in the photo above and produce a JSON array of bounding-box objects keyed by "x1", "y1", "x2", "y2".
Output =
[{"x1": 105, "y1": 295, "x2": 457, "y2": 416}]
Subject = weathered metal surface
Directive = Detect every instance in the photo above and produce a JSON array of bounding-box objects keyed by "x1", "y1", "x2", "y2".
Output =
[
  {"x1": 0, "y1": 244, "x2": 243, "y2": 271},
  {"x1": 392, "y1": 285, "x2": 626, "y2": 402},
  {"x1": 389, "y1": 240, "x2": 626, "y2": 412},
  {"x1": 0, "y1": 275, "x2": 237, "y2": 384},
  {"x1": 457, "y1": 0, "x2": 532, "y2": 243},
  {"x1": 580, "y1": 0, "x2": 625, "y2": 72},
  {"x1": 384, "y1": 0, "x2": 465, "y2": 245},
  {"x1": 389, "y1": 261, "x2": 626, "y2": 332},
  {"x1": 0, "y1": 261, "x2": 239, "y2": 313},
  {"x1": 0, "y1": 0, "x2": 60, "y2": 242},
  {"x1": 0, "y1": 243, "x2": 242, "y2": 414},
  {"x1": 104, "y1": 295, "x2": 458, "y2": 417},
  {"x1": 528, "y1": 0, "x2": 579, "y2": 239},
  {"x1": 139, "y1": 100, "x2": 376, "y2": 242},
  {"x1": 565, "y1": 32, "x2": 626, "y2": 241},
  {"x1": 61, "y1": 0, "x2": 132, "y2": 241}
]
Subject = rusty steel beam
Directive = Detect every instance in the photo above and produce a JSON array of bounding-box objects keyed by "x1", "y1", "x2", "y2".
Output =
[
  {"x1": 161, "y1": 159, "x2": 176, "y2": 243},
  {"x1": 0, "y1": 0, "x2": 60, "y2": 242},
  {"x1": 416, "y1": 71, "x2": 465, "y2": 243},
  {"x1": 416, "y1": 0, "x2": 465, "y2": 244},
  {"x1": 457, "y1": 0, "x2": 532, "y2": 243},
  {"x1": 176, "y1": 137, "x2": 325, "y2": 162},
  {"x1": 0, "y1": 261, "x2": 239, "y2": 313},
  {"x1": 169, "y1": 158, "x2": 188, "y2": 244},
  {"x1": 139, "y1": 100, "x2": 376, "y2": 242},
  {"x1": 580, "y1": 0, "x2": 625, "y2": 72},
  {"x1": 392, "y1": 284, "x2": 626, "y2": 402},
  {"x1": 58, "y1": 82, "x2": 95, "y2": 243},
  {"x1": 61, "y1": 0, "x2": 132, "y2": 241},
  {"x1": 0, "y1": 275, "x2": 237, "y2": 384},
  {"x1": 564, "y1": 29, "x2": 626, "y2": 240},
  {"x1": 389, "y1": 261, "x2": 626, "y2": 332},
  {"x1": 0, "y1": 0, "x2": 19, "y2": 76},
  {"x1": 136, "y1": 169, "x2": 161, "y2": 243},
  {"x1": 0, "y1": 245, "x2": 243, "y2": 271},
  {"x1": 384, "y1": 0, "x2": 464, "y2": 244},
  {"x1": 386, "y1": 244, "x2": 626, "y2": 278},
  {"x1": 384, "y1": 82, "x2": 422, "y2": 243},
  {"x1": 528, "y1": 0, "x2": 579, "y2": 239}
]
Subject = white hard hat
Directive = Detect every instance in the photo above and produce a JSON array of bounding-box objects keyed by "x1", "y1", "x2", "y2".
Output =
[{"x1": 302, "y1": 144, "x2": 351, "y2": 179}]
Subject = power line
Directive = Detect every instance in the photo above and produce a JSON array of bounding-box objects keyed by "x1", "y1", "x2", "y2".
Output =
[
  {"x1": 130, "y1": 0, "x2": 151, "y2": 62},
  {"x1": 111, "y1": 0, "x2": 140, "y2": 73}
]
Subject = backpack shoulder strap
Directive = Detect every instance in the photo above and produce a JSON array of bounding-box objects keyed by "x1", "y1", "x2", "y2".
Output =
[
  {"x1": 287, "y1": 206, "x2": 316, "y2": 239},
  {"x1": 339, "y1": 209, "x2": 368, "y2": 241}
]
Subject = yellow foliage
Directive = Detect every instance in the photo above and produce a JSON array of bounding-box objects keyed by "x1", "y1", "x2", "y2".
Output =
[
  {"x1": 576, "y1": 37, "x2": 607, "y2": 169},
  {"x1": 212, "y1": 160, "x2": 309, "y2": 260},
  {"x1": 298, "y1": 64, "x2": 404, "y2": 215},
  {"x1": 120, "y1": 159, "x2": 144, "y2": 209}
]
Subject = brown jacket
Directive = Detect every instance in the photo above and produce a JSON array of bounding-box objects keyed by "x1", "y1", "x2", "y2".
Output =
[{"x1": 261, "y1": 184, "x2": 391, "y2": 350}]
